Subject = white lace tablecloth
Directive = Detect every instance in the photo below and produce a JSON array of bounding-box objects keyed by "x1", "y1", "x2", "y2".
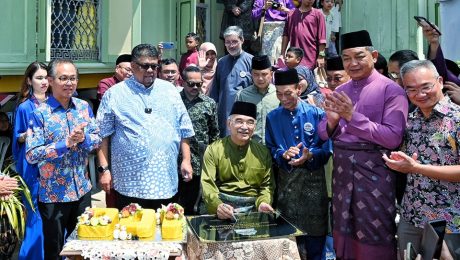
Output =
[
  {"x1": 186, "y1": 232, "x2": 300, "y2": 260},
  {"x1": 61, "y1": 229, "x2": 184, "y2": 260}
]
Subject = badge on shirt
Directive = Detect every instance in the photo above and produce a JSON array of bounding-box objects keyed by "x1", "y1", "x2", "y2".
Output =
[
  {"x1": 304, "y1": 122, "x2": 314, "y2": 134},
  {"x1": 239, "y1": 71, "x2": 247, "y2": 78}
]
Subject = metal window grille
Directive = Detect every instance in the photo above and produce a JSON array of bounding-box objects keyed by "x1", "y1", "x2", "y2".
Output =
[{"x1": 50, "y1": 0, "x2": 99, "y2": 61}]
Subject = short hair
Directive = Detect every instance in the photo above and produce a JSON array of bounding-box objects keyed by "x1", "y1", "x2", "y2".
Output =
[
  {"x1": 223, "y1": 26, "x2": 244, "y2": 40},
  {"x1": 48, "y1": 59, "x2": 78, "y2": 78},
  {"x1": 182, "y1": 66, "x2": 202, "y2": 81},
  {"x1": 400, "y1": 60, "x2": 439, "y2": 80},
  {"x1": 160, "y1": 58, "x2": 178, "y2": 70},
  {"x1": 389, "y1": 50, "x2": 419, "y2": 68},
  {"x1": 131, "y1": 44, "x2": 159, "y2": 62},
  {"x1": 185, "y1": 32, "x2": 200, "y2": 43},
  {"x1": 375, "y1": 53, "x2": 388, "y2": 75},
  {"x1": 286, "y1": 47, "x2": 304, "y2": 59}
]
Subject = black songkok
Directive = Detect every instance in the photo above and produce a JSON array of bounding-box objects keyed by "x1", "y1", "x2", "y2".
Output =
[
  {"x1": 252, "y1": 55, "x2": 272, "y2": 70},
  {"x1": 230, "y1": 101, "x2": 257, "y2": 119},
  {"x1": 116, "y1": 54, "x2": 132, "y2": 65},
  {"x1": 341, "y1": 30, "x2": 373, "y2": 51},
  {"x1": 274, "y1": 68, "x2": 299, "y2": 85},
  {"x1": 326, "y1": 56, "x2": 344, "y2": 71}
]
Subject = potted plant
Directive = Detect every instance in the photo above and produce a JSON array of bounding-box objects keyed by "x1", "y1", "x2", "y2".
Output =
[{"x1": 0, "y1": 163, "x2": 33, "y2": 259}]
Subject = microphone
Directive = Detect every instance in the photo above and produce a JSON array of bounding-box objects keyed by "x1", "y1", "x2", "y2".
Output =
[{"x1": 144, "y1": 108, "x2": 152, "y2": 114}]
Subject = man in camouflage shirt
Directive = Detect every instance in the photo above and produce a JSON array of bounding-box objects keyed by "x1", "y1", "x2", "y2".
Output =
[{"x1": 178, "y1": 65, "x2": 220, "y2": 214}]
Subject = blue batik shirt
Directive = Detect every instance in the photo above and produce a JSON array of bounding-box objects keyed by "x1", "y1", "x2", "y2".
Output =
[
  {"x1": 97, "y1": 77, "x2": 195, "y2": 200},
  {"x1": 26, "y1": 96, "x2": 101, "y2": 203}
]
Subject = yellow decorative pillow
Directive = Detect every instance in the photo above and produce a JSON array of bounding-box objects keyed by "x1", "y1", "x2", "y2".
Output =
[{"x1": 77, "y1": 208, "x2": 119, "y2": 240}]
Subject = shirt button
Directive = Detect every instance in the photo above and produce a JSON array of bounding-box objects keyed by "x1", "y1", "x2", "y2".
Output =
[
  {"x1": 296, "y1": 136, "x2": 299, "y2": 139},
  {"x1": 294, "y1": 126, "x2": 297, "y2": 129}
]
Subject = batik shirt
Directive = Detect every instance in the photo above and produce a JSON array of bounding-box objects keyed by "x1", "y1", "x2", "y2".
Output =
[
  {"x1": 97, "y1": 77, "x2": 195, "y2": 200},
  {"x1": 26, "y1": 96, "x2": 101, "y2": 203},
  {"x1": 179, "y1": 91, "x2": 220, "y2": 176},
  {"x1": 401, "y1": 96, "x2": 460, "y2": 232}
]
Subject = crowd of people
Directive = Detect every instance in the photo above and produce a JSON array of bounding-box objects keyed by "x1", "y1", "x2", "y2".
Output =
[{"x1": 1, "y1": 0, "x2": 459, "y2": 260}]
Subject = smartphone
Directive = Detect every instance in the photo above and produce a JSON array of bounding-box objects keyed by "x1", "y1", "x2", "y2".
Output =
[
  {"x1": 420, "y1": 220, "x2": 446, "y2": 260},
  {"x1": 406, "y1": 242, "x2": 417, "y2": 260},
  {"x1": 161, "y1": 42, "x2": 175, "y2": 49},
  {"x1": 414, "y1": 16, "x2": 442, "y2": 36}
]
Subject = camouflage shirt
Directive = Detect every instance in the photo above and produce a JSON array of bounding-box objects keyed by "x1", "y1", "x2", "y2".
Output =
[{"x1": 179, "y1": 91, "x2": 220, "y2": 175}]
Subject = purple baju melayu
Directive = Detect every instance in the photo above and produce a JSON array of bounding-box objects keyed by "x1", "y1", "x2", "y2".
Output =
[{"x1": 318, "y1": 70, "x2": 408, "y2": 260}]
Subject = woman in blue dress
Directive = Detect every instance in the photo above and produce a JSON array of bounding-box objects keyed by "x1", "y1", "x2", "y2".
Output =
[{"x1": 13, "y1": 61, "x2": 49, "y2": 260}]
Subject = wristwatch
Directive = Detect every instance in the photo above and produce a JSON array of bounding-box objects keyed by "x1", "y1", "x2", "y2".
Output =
[
  {"x1": 97, "y1": 165, "x2": 110, "y2": 174},
  {"x1": 318, "y1": 51, "x2": 326, "y2": 57}
]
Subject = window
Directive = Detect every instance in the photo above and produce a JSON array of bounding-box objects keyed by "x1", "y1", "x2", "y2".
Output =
[{"x1": 50, "y1": 0, "x2": 99, "y2": 61}]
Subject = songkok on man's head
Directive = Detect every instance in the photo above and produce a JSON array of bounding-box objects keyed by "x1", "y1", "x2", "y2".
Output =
[
  {"x1": 116, "y1": 54, "x2": 132, "y2": 65},
  {"x1": 341, "y1": 30, "x2": 373, "y2": 51},
  {"x1": 326, "y1": 56, "x2": 344, "y2": 71},
  {"x1": 274, "y1": 68, "x2": 299, "y2": 85},
  {"x1": 252, "y1": 55, "x2": 272, "y2": 70},
  {"x1": 230, "y1": 101, "x2": 257, "y2": 119}
]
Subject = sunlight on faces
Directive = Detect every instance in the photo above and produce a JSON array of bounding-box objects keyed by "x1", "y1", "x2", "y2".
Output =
[
  {"x1": 182, "y1": 71, "x2": 202, "y2": 100},
  {"x1": 402, "y1": 67, "x2": 444, "y2": 113},
  {"x1": 185, "y1": 37, "x2": 199, "y2": 51},
  {"x1": 115, "y1": 62, "x2": 132, "y2": 81},
  {"x1": 251, "y1": 68, "x2": 272, "y2": 90},
  {"x1": 160, "y1": 63, "x2": 179, "y2": 84},
  {"x1": 387, "y1": 60, "x2": 402, "y2": 86},
  {"x1": 28, "y1": 68, "x2": 49, "y2": 96},
  {"x1": 206, "y1": 50, "x2": 217, "y2": 66},
  {"x1": 341, "y1": 47, "x2": 378, "y2": 81},
  {"x1": 284, "y1": 52, "x2": 301, "y2": 69},
  {"x1": 227, "y1": 114, "x2": 256, "y2": 145},
  {"x1": 132, "y1": 56, "x2": 159, "y2": 87},
  {"x1": 276, "y1": 84, "x2": 301, "y2": 111},
  {"x1": 224, "y1": 34, "x2": 243, "y2": 56},
  {"x1": 49, "y1": 63, "x2": 78, "y2": 102},
  {"x1": 326, "y1": 70, "x2": 349, "y2": 90}
]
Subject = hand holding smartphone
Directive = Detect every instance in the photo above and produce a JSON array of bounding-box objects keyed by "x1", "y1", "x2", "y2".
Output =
[
  {"x1": 160, "y1": 42, "x2": 175, "y2": 49},
  {"x1": 414, "y1": 16, "x2": 442, "y2": 36}
]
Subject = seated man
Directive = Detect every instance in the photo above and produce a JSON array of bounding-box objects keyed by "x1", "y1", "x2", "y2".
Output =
[{"x1": 201, "y1": 101, "x2": 275, "y2": 219}]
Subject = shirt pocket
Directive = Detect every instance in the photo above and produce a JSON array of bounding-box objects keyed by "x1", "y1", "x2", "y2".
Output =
[{"x1": 246, "y1": 167, "x2": 267, "y2": 187}]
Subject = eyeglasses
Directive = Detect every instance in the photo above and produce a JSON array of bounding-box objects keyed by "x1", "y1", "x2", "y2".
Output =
[
  {"x1": 388, "y1": 72, "x2": 400, "y2": 80},
  {"x1": 224, "y1": 40, "x2": 241, "y2": 46},
  {"x1": 405, "y1": 82, "x2": 436, "y2": 97},
  {"x1": 187, "y1": 81, "x2": 203, "y2": 88},
  {"x1": 233, "y1": 119, "x2": 256, "y2": 128},
  {"x1": 135, "y1": 62, "x2": 160, "y2": 71},
  {"x1": 56, "y1": 76, "x2": 78, "y2": 84},
  {"x1": 326, "y1": 76, "x2": 344, "y2": 82}
]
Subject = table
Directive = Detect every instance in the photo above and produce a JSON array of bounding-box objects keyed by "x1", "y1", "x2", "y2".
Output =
[
  {"x1": 60, "y1": 224, "x2": 185, "y2": 260},
  {"x1": 186, "y1": 231, "x2": 300, "y2": 260},
  {"x1": 185, "y1": 212, "x2": 303, "y2": 260}
]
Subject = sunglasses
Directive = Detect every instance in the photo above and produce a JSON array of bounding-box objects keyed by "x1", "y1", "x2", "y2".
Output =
[
  {"x1": 135, "y1": 62, "x2": 160, "y2": 71},
  {"x1": 187, "y1": 81, "x2": 203, "y2": 88}
]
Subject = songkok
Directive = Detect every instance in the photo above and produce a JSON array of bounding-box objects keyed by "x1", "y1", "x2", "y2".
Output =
[
  {"x1": 252, "y1": 55, "x2": 272, "y2": 70},
  {"x1": 326, "y1": 56, "x2": 344, "y2": 71},
  {"x1": 230, "y1": 101, "x2": 257, "y2": 119},
  {"x1": 116, "y1": 54, "x2": 132, "y2": 65},
  {"x1": 341, "y1": 30, "x2": 373, "y2": 51},
  {"x1": 274, "y1": 68, "x2": 299, "y2": 85},
  {"x1": 446, "y1": 59, "x2": 460, "y2": 77}
]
